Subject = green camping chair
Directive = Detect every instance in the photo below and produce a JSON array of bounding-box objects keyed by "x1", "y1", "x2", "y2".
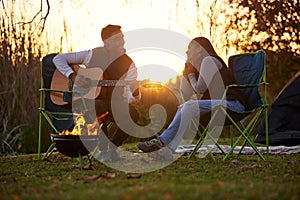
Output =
[
  {"x1": 188, "y1": 50, "x2": 269, "y2": 161},
  {"x1": 38, "y1": 53, "x2": 75, "y2": 160}
]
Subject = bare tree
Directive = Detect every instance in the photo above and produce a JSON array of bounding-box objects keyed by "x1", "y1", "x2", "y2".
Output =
[{"x1": 1, "y1": 0, "x2": 50, "y2": 34}]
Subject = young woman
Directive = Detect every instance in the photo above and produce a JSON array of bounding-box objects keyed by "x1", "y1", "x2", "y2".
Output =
[{"x1": 137, "y1": 37, "x2": 246, "y2": 155}]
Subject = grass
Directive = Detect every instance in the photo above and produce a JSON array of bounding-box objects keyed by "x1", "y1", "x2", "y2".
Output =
[{"x1": 1, "y1": 144, "x2": 299, "y2": 200}]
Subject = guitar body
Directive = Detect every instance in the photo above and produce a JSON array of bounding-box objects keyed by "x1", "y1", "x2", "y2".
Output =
[{"x1": 50, "y1": 65, "x2": 103, "y2": 105}]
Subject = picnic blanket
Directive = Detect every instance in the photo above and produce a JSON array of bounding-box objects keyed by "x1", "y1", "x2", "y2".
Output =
[{"x1": 175, "y1": 145, "x2": 300, "y2": 155}]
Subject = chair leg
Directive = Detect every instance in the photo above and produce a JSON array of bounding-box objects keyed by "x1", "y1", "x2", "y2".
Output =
[
  {"x1": 189, "y1": 109, "x2": 225, "y2": 159},
  {"x1": 205, "y1": 128, "x2": 226, "y2": 154},
  {"x1": 265, "y1": 106, "x2": 269, "y2": 157},
  {"x1": 189, "y1": 130, "x2": 224, "y2": 160},
  {"x1": 237, "y1": 122, "x2": 256, "y2": 157},
  {"x1": 230, "y1": 125, "x2": 234, "y2": 147},
  {"x1": 42, "y1": 143, "x2": 55, "y2": 160},
  {"x1": 222, "y1": 108, "x2": 265, "y2": 161},
  {"x1": 88, "y1": 154, "x2": 93, "y2": 166},
  {"x1": 188, "y1": 129, "x2": 205, "y2": 158},
  {"x1": 38, "y1": 110, "x2": 43, "y2": 160},
  {"x1": 223, "y1": 122, "x2": 265, "y2": 161}
]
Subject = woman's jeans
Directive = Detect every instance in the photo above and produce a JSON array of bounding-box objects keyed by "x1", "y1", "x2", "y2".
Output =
[{"x1": 159, "y1": 99, "x2": 245, "y2": 152}]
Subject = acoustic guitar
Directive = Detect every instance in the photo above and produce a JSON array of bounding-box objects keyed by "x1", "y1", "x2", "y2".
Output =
[{"x1": 50, "y1": 65, "x2": 147, "y2": 105}]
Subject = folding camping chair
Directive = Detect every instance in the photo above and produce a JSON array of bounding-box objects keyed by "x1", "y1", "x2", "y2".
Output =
[
  {"x1": 188, "y1": 50, "x2": 269, "y2": 161},
  {"x1": 38, "y1": 53, "x2": 108, "y2": 168},
  {"x1": 38, "y1": 53, "x2": 75, "y2": 160}
]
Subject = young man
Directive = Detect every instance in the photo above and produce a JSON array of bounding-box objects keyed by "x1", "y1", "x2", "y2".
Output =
[{"x1": 53, "y1": 24, "x2": 140, "y2": 162}]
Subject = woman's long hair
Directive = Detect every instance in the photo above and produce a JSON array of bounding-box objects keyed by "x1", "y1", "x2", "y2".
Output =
[{"x1": 192, "y1": 37, "x2": 227, "y2": 67}]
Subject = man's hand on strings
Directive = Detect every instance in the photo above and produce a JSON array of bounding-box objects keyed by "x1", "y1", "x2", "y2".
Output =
[{"x1": 69, "y1": 73, "x2": 91, "y2": 89}]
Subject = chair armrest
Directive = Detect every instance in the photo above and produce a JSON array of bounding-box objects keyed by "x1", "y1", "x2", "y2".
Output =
[
  {"x1": 226, "y1": 82, "x2": 267, "y2": 89},
  {"x1": 39, "y1": 88, "x2": 72, "y2": 93}
]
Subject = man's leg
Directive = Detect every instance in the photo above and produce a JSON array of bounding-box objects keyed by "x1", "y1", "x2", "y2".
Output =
[
  {"x1": 94, "y1": 99, "x2": 111, "y2": 152},
  {"x1": 97, "y1": 104, "x2": 140, "y2": 162},
  {"x1": 109, "y1": 104, "x2": 139, "y2": 148}
]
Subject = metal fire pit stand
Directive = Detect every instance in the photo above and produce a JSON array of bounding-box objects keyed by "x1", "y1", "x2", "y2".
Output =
[{"x1": 51, "y1": 134, "x2": 98, "y2": 170}]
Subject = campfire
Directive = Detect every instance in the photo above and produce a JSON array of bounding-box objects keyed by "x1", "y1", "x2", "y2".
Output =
[
  {"x1": 59, "y1": 112, "x2": 109, "y2": 136},
  {"x1": 51, "y1": 112, "x2": 109, "y2": 162}
]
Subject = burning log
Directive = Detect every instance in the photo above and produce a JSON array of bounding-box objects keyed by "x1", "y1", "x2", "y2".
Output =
[{"x1": 51, "y1": 112, "x2": 109, "y2": 159}]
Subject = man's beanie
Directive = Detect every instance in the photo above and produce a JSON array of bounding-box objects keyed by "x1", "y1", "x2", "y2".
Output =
[{"x1": 101, "y1": 24, "x2": 122, "y2": 41}]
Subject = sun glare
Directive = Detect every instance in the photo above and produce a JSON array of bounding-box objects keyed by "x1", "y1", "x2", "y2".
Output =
[
  {"x1": 40, "y1": 0, "x2": 188, "y2": 83},
  {"x1": 128, "y1": 50, "x2": 185, "y2": 83},
  {"x1": 9, "y1": 0, "x2": 221, "y2": 82}
]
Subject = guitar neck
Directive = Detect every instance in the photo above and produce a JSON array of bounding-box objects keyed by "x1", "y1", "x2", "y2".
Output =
[{"x1": 95, "y1": 80, "x2": 135, "y2": 87}]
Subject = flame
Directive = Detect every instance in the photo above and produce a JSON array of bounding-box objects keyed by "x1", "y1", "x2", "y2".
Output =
[{"x1": 60, "y1": 112, "x2": 109, "y2": 136}]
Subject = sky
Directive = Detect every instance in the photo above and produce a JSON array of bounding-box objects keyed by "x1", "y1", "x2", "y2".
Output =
[
  {"x1": 8, "y1": 0, "x2": 220, "y2": 82},
  {"x1": 43, "y1": 0, "x2": 202, "y2": 82},
  {"x1": 45, "y1": 0, "x2": 196, "y2": 49}
]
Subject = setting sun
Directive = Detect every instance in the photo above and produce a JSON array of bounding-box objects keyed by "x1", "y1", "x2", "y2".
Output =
[{"x1": 129, "y1": 50, "x2": 185, "y2": 83}]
